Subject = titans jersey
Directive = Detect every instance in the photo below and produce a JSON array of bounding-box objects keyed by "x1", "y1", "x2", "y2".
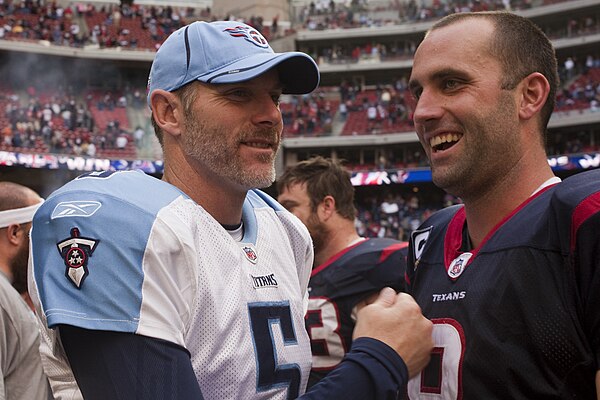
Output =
[
  {"x1": 305, "y1": 238, "x2": 407, "y2": 388},
  {"x1": 29, "y1": 170, "x2": 314, "y2": 400},
  {"x1": 406, "y1": 170, "x2": 600, "y2": 399}
]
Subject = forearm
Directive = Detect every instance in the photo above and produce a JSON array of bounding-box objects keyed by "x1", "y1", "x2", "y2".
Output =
[
  {"x1": 301, "y1": 337, "x2": 408, "y2": 400},
  {"x1": 60, "y1": 325, "x2": 203, "y2": 400}
]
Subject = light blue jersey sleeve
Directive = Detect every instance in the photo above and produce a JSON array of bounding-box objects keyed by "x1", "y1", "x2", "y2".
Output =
[{"x1": 31, "y1": 170, "x2": 194, "y2": 345}]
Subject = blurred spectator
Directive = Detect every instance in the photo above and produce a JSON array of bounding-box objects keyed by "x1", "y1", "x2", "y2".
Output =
[
  {"x1": 565, "y1": 57, "x2": 575, "y2": 81},
  {"x1": 133, "y1": 126, "x2": 145, "y2": 148},
  {"x1": 115, "y1": 133, "x2": 128, "y2": 149}
]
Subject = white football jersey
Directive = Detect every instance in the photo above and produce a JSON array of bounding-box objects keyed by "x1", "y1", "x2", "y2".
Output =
[{"x1": 29, "y1": 170, "x2": 314, "y2": 399}]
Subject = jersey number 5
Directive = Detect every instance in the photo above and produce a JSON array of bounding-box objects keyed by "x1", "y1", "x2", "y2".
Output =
[{"x1": 248, "y1": 302, "x2": 302, "y2": 399}]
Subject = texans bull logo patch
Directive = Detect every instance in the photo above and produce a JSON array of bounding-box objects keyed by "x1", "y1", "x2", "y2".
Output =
[{"x1": 56, "y1": 227, "x2": 99, "y2": 288}]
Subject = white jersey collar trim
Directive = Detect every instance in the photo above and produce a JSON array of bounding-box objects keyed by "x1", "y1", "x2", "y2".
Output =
[{"x1": 531, "y1": 176, "x2": 561, "y2": 197}]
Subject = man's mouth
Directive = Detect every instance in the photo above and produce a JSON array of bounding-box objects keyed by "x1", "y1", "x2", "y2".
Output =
[
  {"x1": 430, "y1": 133, "x2": 461, "y2": 153},
  {"x1": 242, "y1": 141, "x2": 273, "y2": 149}
]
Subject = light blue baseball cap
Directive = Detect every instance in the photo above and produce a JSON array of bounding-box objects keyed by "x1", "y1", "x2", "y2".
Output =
[{"x1": 147, "y1": 20, "x2": 320, "y2": 106}]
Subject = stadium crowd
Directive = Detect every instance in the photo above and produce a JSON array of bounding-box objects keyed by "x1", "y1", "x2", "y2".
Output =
[
  {"x1": 354, "y1": 189, "x2": 460, "y2": 241},
  {"x1": 0, "y1": 86, "x2": 137, "y2": 158},
  {"x1": 0, "y1": 0, "x2": 286, "y2": 50},
  {"x1": 0, "y1": 56, "x2": 599, "y2": 159},
  {"x1": 0, "y1": 0, "x2": 592, "y2": 52},
  {"x1": 297, "y1": 0, "x2": 565, "y2": 30},
  {"x1": 307, "y1": 14, "x2": 599, "y2": 66},
  {"x1": 282, "y1": 58, "x2": 600, "y2": 137}
]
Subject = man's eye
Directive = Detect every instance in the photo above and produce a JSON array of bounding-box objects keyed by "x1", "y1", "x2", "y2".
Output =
[
  {"x1": 225, "y1": 90, "x2": 250, "y2": 99},
  {"x1": 444, "y1": 80, "x2": 459, "y2": 90},
  {"x1": 233, "y1": 90, "x2": 249, "y2": 97},
  {"x1": 272, "y1": 95, "x2": 281, "y2": 106},
  {"x1": 411, "y1": 89, "x2": 422, "y2": 101}
]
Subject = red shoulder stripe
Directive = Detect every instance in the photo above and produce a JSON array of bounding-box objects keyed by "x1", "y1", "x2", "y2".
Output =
[
  {"x1": 379, "y1": 242, "x2": 408, "y2": 263},
  {"x1": 571, "y1": 191, "x2": 600, "y2": 252}
]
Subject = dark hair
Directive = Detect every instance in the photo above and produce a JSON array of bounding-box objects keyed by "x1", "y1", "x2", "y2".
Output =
[
  {"x1": 277, "y1": 156, "x2": 357, "y2": 220},
  {"x1": 430, "y1": 11, "x2": 559, "y2": 132}
]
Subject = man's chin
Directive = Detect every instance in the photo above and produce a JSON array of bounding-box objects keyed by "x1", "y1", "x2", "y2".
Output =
[{"x1": 235, "y1": 171, "x2": 276, "y2": 190}]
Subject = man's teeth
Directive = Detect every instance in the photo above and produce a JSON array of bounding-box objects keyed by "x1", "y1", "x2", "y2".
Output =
[{"x1": 430, "y1": 134, "x2": 460, "y2": 148}]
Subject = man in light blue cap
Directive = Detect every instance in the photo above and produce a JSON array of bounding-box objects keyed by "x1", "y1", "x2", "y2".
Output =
[
  {"x1": 147, "y1": 21, "x2": 319, "y2": 104},
  {"x1": 30, "y1": 20, "x2": 432, "y2": 399}
]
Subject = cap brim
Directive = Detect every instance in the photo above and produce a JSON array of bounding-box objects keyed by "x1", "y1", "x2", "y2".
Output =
[{"x1": 199, "y1": 52, "x2": 320, "y2": 95}]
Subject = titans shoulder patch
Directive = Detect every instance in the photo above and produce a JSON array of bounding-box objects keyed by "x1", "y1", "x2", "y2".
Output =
[{"x1": 56, "y1": 227, "x2": 99, "y2": 289}]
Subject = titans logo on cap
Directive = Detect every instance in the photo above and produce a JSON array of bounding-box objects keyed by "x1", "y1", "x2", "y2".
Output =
[
  {"x1": 223, "y1": 26, "x2": 269, "y2": 48},
  {"x1": 56, "y1": 227, "x2": 99, "y2": 289}
]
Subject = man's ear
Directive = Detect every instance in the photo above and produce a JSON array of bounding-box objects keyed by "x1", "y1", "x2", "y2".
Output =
[
  {"x1": 318, "y1": 195, "x2": 336, "y2": 221},
  {"x1": 5, "y1": 224, "x2": 22, "y2": 246},
  {"x1": 150, "y1": 89, "x2": 184, "y2": 137},
  {"x1": 518, "y1": 72, "x2": 550, "y2": 121}
]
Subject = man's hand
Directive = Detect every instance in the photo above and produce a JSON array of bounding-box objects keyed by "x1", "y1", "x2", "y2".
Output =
[{"x1": 353, "y1": 287, "x2": 433, "y2": 378}]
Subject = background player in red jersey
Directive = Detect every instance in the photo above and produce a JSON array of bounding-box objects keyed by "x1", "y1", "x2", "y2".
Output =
[
  {"x1": 406, "y1": 11, "x2": 600, "y2": 398},
  {"x1": 278, "y1": 156, "x2": 409, "y2": 388}
]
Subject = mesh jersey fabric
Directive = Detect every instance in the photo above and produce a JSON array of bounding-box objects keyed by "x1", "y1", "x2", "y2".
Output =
[{"x1": 29, "y1": 169, "x2": 314, "y2": 399}]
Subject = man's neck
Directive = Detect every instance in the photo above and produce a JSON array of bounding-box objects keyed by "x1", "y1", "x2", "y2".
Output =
[
  {"x1": 314, "y1": 224, "x2": 363, "y2": 267},
  {"x1": 161, "y1": 157, "x2": 247, "y2": 226},
  {"x1": 463, "y1": 169, "x2": 556, "y2": 249}
]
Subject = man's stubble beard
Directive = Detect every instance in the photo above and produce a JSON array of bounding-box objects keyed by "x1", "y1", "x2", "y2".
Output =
[
  {"x1": 306, "y1": 213, "x2": 329, "y2": 259},
  {"x1": 183, "y1": 113, "x2": 280, "y2": 189},
  {"x1": 10, "y1": 241, "x2": 29, "y2": 295},
  {"x1": 430, "y1": 91, "x2": 520, "y2": 199}
]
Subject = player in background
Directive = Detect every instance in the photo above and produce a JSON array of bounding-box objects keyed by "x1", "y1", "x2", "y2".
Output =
[
  {"x1": 29, "y1": 20, "x2": 433, "y2": 399},
  {"x1": 277, "y1": 156, "x2": 408, "y2": 388},
  {"x1": 0, "y1": 182, "x2": 48, "y2": 400},
  {"x1": 406, "y1": 11, "x2": 599, "y2": 398}
]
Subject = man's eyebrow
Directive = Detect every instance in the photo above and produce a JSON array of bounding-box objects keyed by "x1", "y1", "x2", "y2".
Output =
[
  {"x1": 278, "y1": 199, "x2": 299, "y2": 208},
  {"x1": 409, "y1": 68, "x2": 468, "y2": 91},
  {"x1": 431, "y1": 68, "x2": 468, "y2": 80}
]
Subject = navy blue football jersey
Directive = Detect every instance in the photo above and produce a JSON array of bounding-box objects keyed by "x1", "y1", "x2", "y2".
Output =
[
  {"x1": 305, "y1": 238, "x2": 408, "y2": 388},
  {"x1": 406, "y1": 169, "x2": 600, "y2": 399}
]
